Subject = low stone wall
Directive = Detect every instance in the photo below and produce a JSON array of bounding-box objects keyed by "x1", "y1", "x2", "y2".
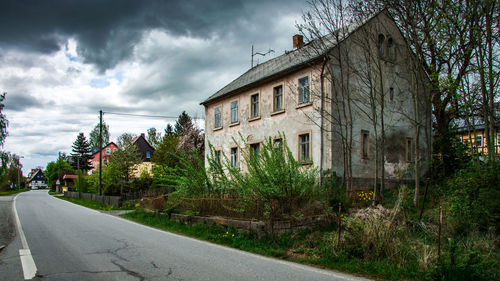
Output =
[
  {"x1": 168, "y1": 213, "x2": 330, "y2": 237},
  {"x1": 64, "y1": 191, "x2": 122, "y2": 207}
]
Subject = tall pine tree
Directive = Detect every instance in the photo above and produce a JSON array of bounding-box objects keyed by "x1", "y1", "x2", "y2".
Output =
[
  {"x1": 71, "y1": 133, "x2": 93, "y2": 172},
  {"x1": 174, "y1": 111, "x2": 193, "y2": 136}
]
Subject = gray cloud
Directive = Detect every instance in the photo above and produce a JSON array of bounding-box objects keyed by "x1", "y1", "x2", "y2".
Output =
[{"x1": 0, "y1": 0, "x2": 305, "y2": 72}]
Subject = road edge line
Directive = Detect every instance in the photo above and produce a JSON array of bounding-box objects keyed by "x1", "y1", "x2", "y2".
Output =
[{"x1": 13, "y1": 193, "x2": 38, "y2": 280}]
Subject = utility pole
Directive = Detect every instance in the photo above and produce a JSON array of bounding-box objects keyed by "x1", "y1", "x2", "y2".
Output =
[
  {"x1": 99, "y1": 110, "x2": 103, "y2": 196},
  {"x1": 77, "y1": 156, "x2": 81, "y2": 199},
  {"x1": 17, "y1": 156, "x2": 24, "y2": 190}
]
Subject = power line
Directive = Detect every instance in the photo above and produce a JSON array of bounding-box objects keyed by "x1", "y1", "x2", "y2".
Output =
[{"x1": 102, "y1": 111, "x2": 204, "y2": 120}]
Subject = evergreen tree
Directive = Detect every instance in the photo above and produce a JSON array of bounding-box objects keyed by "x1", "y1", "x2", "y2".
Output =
[
  {"x1": 70, "y1": 133, "x2": 93, "y2": 172},
  {"x1": 165, "y1": 124, "x2": 175, "y2": 136},
  {"x1": 89, "y1": 121, "x2": 110, "y2": 148},
  {"x1": 174, "y1": 111, "x2": 193, "y2": 136}
]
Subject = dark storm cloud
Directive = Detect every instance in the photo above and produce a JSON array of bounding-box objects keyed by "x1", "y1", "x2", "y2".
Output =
[
  {"x1": 4, "y1": 93, "x2": 39, "y2": 111},
  {"x1": 0, "y1": 0, "x2": 305, "y2": 72}
]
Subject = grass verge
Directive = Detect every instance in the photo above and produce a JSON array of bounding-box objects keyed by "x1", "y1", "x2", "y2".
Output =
[
  {"x1": 0, "y1": 189, "x2": 30, "y2": 196},
  {"x1": 54, "y1": 196, "x2": 135, "y2": 211},
  {"x1": 121, "y1": 210, "x2": 422, "y2": 281}
]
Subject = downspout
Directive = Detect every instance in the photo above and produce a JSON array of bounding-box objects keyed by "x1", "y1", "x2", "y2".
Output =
[{"x1": 319, "y1": 56, "x2": 328, "y2": 187}]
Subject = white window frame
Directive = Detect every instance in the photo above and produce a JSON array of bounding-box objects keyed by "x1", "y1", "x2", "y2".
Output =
[
  {"x1": 230, "y1": 147, "x2": 238, "y2": 168},
  {"x1": 298, "y1": 76, "x2": 310, "y2": 104},
  {"x1": 298, "y1": 132, "x2": 311, "y2": 163},
  {"x1": 230, "y1": 100, "x2": 239, "y2": 124},
  {"x1": 250, "y1": 93, "x2": 260, "y2": 119},
  {"x1": 475, "y1": 135, "x2": 483, "y2": 148},
  {"x1": 273, "y1": 84, "x2": 284, "y2": 112},
  {"x1": 214, "y1": 106, "x2": 222, "y2": 129}
]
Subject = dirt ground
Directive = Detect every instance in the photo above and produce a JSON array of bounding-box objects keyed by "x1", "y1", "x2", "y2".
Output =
[{"x1": 0, "y1": 195, "x2": 15, "y2": 250}]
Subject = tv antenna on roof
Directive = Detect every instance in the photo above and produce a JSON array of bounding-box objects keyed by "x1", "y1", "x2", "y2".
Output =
[{"x1": 251, "y1": 45, "x2": 274, "y2": 68}]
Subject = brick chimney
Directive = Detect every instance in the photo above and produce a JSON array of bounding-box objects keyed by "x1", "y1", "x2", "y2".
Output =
[{"x1": 293, "y1": 34, "x2": 303, "y2": 49}]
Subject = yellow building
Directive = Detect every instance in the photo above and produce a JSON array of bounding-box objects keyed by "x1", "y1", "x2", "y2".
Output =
[{"x1": 455, "y1": 125, "x2": 500, "y2": 155}]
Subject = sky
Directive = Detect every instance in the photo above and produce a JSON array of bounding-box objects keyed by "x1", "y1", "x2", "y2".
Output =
[{"x1": 0, "y1": 0, "x2": 310, "y2": 174}]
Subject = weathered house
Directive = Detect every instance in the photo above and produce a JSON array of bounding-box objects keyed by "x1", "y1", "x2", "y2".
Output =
[{"x1": 201, "y1": 10, "x2": 431, "y2": 189}]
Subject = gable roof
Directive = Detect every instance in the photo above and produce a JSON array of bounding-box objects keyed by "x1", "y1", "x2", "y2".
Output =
[
  {"x1": 132, "y1": 134, "x2": 155, "y2": 161},
  {"x1": 90, "y1": 142, "x2": 118, "y2": 157},
  {"x1": 28, "y1": 169, "x2": 46, "y2": 183},
  {"x1": 201, "y1": 11, "x2": 383, "y2": 106}
]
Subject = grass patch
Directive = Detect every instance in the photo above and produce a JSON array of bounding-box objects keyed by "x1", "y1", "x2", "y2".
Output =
[
  {"x1": 121, "y1": 210, "x2": 424, "y2": 280},
  {"x1": 55, "y1": 196, "x2": 135, "y2": 211},
  {"x1": 0, "y1": 189, "x2": 30, "y2": 196}
]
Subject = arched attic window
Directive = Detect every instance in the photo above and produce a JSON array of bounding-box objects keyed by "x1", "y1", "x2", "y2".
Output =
[
  {"x1": 378, "y1": 34, "x2": 385, "y2": 58},
  {"x1": 387, "y1": 37, "x2": 394, "y2": 61}
]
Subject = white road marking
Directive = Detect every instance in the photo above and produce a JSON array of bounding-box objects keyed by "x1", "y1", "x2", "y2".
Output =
[
  {"x1": 13, "y1": 193, "x2": 38, "y2": 280},
  {"x1": 19, "y1": 249, "x2": 37, "y2": 279}
]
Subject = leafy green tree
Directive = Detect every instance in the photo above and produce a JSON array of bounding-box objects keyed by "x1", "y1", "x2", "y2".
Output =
[
  {"x1": 45, "y1": 158, "x2": 73, "y2": 188},
  {"x1": 152, "y1": 135, "x2": 179, "y2": 167},
  {"x1": 0, "y1": 92, "x2": 8, "y2": 147},
  {"x1": 70, "y1": 133, "x2": 93, "y2": 172},
  {"x1": 147, "y1": 127, "x2": 162, "y2": 148},
  {"x1": 89, "y1": 121, "x2": 110, "y2": 148},
  {"x1": 111, "y1": 141, "x2": 142, "y2": 190},
  {"x1": 174, "y1": 111, "x2": 193, "y2": 136},
  {"x1": 116, "y1": 132, "x2": 136, "y2": 148}
]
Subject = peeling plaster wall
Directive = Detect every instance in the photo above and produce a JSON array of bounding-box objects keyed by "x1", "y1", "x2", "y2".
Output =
[
  {"x1": 203, "y1": 12, "x2": 431, "y2": 188},
  {"x1": 204, "y1": 67, "x2": 326, "y2": 170}
]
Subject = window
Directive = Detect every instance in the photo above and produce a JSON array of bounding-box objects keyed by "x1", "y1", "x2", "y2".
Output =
[
  {"x1": 230, "y1": 147, "x2": 238, "y2": 168},
  {"x1": 214, "y1": 106, "x2": 222, "y2": 129},
  {"x1": 250, "y1": 93, "x2": 259, "y2": 118},
  {"x1": 230, "y1": 100, "x2": 238, "y2": 124},
  {"x1": 387, "y1": 37, "x2": 394, "y2": 60},
  {"x1": 298, "y1": 133, "x2": 310, "y2": 162},
  {"x1": 105, "y1": 148, "x2": 111, "y2": 155},
  {"x1": 273, "y1": 138, "x2": 283, "y2": 149},
  {"x1": 250, "y1": 143, "x2": 260, "y2": 161},
  {"x1": 298, "y1": 76, "x2": 310, "y2": 104},
  {"x1": 146, "y1": 151, "x2": 151, "y2": 159},
  {"x1": 497, "y1": 133, "x2": 500, "y2": 146},
  {"x1": 475, "y1": 135, "x2": 483, "y2": 147},
  {"x1": 378, "y1": 34, "x2": 385, "y2": 57},
  {"x1": 215, "y1": 149, "x2": 222, "y2": 165},
  {"x1": 273, "y1": 85, "x2": 283, "y2": 112},
  {"x1": 113, "y1": 148, "x2": 118, "y2": 152},
  {"x1": 389, "y1": 87, "x2": 394, "y2": 101},
  {"x1": 361, "y1": 130, "x2": 369, "y2": 159},
  {"x1": 406, "y1": 138, "x2": 413, "y2": 162}
]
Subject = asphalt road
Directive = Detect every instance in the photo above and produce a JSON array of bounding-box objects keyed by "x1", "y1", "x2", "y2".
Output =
[{"x1": 1, "y1": 190, "x2": 372, "y2": 281}]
